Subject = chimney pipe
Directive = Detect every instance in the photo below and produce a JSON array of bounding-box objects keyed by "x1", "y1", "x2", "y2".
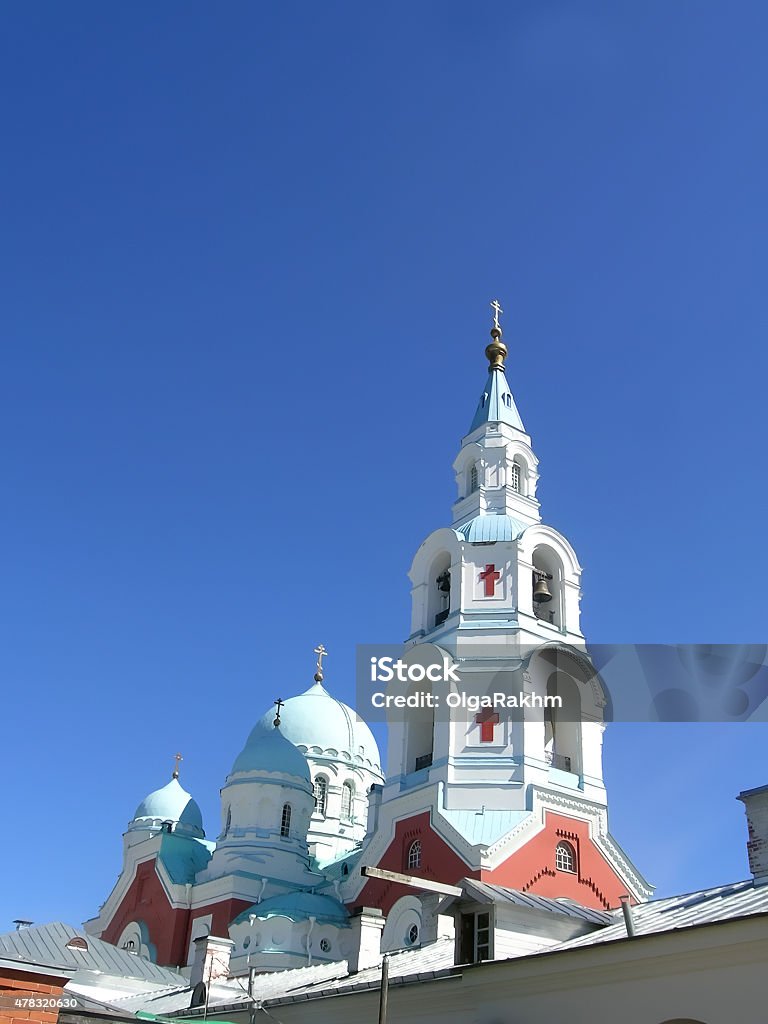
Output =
[
  {"x1": 738, "y1": 785, "x2": 768, "y2": 886},
  {"x1": 619, "y1": 895, "x2": 635, "y2": 937}
]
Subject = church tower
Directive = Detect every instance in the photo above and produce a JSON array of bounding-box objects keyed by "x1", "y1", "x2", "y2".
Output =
[{"x1": 350, "y1": 304, "x2": 651, "y2": 945}]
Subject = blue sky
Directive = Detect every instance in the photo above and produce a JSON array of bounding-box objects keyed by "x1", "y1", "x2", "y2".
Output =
[{"x1": 1, "y1": 2, "x2": 766, "y2": 929}]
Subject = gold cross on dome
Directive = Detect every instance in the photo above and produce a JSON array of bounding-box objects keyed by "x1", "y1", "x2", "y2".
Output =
[
  {"x1": 172, "y1": 752, "x2": 183, "y2": 779},
  {"x1": 490, "y1": 299, "x2": 503, "y2": 330},
  {"x1": 314, "y1": 644, "x2": 329, "y2": 672}
]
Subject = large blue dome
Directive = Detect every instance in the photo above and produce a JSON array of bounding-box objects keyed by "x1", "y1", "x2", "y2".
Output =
[
  {"x1": 230, "y1": 724, "x2": 312, "y2": 781},
  {"x1": 254, "y1": 681, "x2": 382, "y2": 775}
]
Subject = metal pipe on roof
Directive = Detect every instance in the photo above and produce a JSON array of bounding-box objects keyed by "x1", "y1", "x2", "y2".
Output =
[
  {"x1": 378, "y1": 954, "x2": 389, "y2": 1024},
  {"x1": 619, "y1": 895, "x2": 636, "y2": 937}
]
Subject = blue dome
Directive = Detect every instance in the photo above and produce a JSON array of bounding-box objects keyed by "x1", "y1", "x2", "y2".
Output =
[
  {"x1": 234, "y1": 891, "x2": 349, "y2": 927},
  {"x1": 255, "y1": 681, "x2": 382, "y2": 775},
  {"x1": 231, "y1": 724, "x2": 311, "y2": 781},
  {"x1": 456, "y1": 513, "x2": 527, "y2": 543},
  {"x1": 130, "y1": 777, "x2": 204, "y2": 837}
]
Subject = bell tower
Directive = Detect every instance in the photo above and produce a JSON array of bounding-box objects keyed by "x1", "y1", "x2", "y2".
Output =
[
  {"x1": 350, "y1": 303, "x2": 651, "y2": 928},
  {"x1": 406, "y1": 301, "x2": 585, "y2": 650}
]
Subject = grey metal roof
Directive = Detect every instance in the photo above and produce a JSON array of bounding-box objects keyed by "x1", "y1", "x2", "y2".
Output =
[
  {"x1": 550, "y1": 878, "x2": 768, "y2": 951},
  {"x1": 148, "y1": 939, "x2": 458, "y2": 1017},
  {"x1": 456, "y1": 879, "x2": 614, "y2": 924},
  {"x1": 0, "y1": 922, "x2": 186, "y2": 986}
]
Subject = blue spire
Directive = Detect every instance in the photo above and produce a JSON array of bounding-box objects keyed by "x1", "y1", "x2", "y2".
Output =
[
  {"x1": 468, "y1": 366, "x2": 524, "y2": 432},
  {"x1": 468, "y1": 300, "x2": 524, "y2": 433}
]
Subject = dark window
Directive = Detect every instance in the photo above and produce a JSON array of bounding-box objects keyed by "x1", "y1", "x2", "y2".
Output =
[
  {"x1": 459, "y1": 910, "x2": 492, "y2": 963},
  {"x1": 314, "y1": 776, "x2": 328, "y2": 816},
  {"x1": 280, "y1": 803, "x2": 292, "y2": 837}
]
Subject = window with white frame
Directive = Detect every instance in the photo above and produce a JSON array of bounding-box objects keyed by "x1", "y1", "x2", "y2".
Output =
[
  {"x1": 407, "y1": 839, "x2": 421, "y2": 870},
  {"x1": 459, "y1": 909, "x2": 493, "y2": 963},
  {"x1": 469, "y1": 464, "x2": 478, "y2": 492},
  {"x1": 314, "y1": 776, "x2": 328, "y2": 816},
  {"x1": 510, "y1": 461, "x2": 520, "y2": 492},
  {"x1": 340, "y1": 781, "x2": 354, "y2": 821},
  {"x1": 280, "y1": 803, "x2": 292, "y2": 837},
  {"x1": 555, "y1": 840, "x2": 576, "y2": 873}
]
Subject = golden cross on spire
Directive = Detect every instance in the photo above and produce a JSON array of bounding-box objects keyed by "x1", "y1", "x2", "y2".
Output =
[
  {"x1": 172, "y1": 752, "x2": 183, "y2": 779},
  {"x1": 490, "y1": 298, "x2": 503, "y2": 331}
]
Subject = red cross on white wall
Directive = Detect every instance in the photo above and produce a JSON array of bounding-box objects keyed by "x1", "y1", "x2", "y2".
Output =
[
  {"x1": 479, "y1": 564, "x2": 501, "y2": 597},
  {"x1": 475, "y1": 709, "x2": 500, "y2": 743}
]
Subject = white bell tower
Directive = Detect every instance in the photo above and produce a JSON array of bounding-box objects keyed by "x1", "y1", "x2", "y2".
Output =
[
  {"x1": 383, "y1": 302, "x2": 605, "y2": 817},
  {"x1": 350, "y1": 303, "x2": 651, "y2": 915},
  {"x1": 407, "y1": 302, "x2": 585, "y2": 652}
]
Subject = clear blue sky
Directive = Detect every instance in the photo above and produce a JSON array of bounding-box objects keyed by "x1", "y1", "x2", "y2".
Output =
[{"x1": 1, "y1": 2, "x2": 766, "y2": 929}]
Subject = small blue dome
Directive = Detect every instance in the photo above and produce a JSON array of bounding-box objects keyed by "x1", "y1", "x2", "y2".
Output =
[
  {"x1": 130, "y1": 777, "x2": 204, "y2": 837},
  {"x1": 230, "y1": 724, "x2": 311, "y2": 782},
  {"x1": 456, "y1": 513, "x2": 527, "y2": 543},
  {"x1": 234, "y1": 891, "x2": 349, "y2": 927}
]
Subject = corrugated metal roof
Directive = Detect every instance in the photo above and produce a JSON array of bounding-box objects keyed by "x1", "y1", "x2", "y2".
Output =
[
  {"x1": 550, "y1": 878, "x2": 768, "y2": 950},
  {"x1": 0, "y1": 923, "x2": 186, "y2": 986},
  {"x1": 132, "y1": 939, "x2": 459, "y2": 1017},
  {"x1": 458, "y1": 879, "x2": 614, "y2": 924},
  {"x1": 256, "y1": 937, "x2": 457, "y2": 1008}
]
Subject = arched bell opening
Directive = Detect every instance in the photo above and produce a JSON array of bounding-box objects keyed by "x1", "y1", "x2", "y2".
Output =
[
  {"x1": 428, "y1": 552, "x2": 452, "y2": 631},
  {"x1": 544, "y1": 670, "x2": 583, "y2": 776},
  {"x1": 509, "y1": 455, "x2": 528, "y2": 496},
  {"x1": 532, "y1": 546, "x2": 564, "y2": 629},
  {"x1": 404, "y1": 677, "x2": 435, "y2": 774}
]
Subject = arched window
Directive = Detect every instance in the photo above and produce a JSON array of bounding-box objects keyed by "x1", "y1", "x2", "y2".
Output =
[
  {"x1": 469, "y1": 464, "x2": 478, "y2": 493},
  {"x1": 532, "y1": 547, "x2": 563, "y2": 628},
  {"x1": 555, "y1": 840, "x2": 576, "y2": 873},
  {"x1": 510, "y1": 462, "x2": 520, "y2": 493},
  {"x1": 280, "y1": 803, "x2": 292, "y2": 837},
  {"x1": 314, "y1": 776, "x2": 328, "y2": 817},
  {"x1": 407, "y1": 839, "x2": 422, "y2": 870},
  {"x1": 341, "y1": 782, "x2": 354, "y2": 821}
]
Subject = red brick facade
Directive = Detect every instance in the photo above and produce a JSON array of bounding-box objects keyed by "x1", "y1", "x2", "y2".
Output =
[
  {"x1": 102, "y1": 858, "x2": 249, "y2": 968},
  {"x1": 356, "y1": 809, "x2": 631, "y2": 914},
  {"x1": 0, "y1": 967, "x2": 69, "y2": 1024}
]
